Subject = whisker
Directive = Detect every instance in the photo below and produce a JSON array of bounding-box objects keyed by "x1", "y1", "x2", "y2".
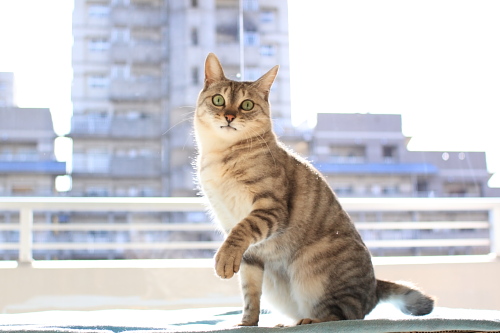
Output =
[
  {"x1": 248, "y1": 128, "x2": 277, "y2": 167},
  {"x1": 162, "y1": 116, "x2": 194, "y2": 136}
]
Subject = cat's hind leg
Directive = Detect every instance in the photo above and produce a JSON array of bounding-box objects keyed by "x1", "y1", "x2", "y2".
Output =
[{"x1": 237, "y1": 255, "x2": 264, "y2": 326}]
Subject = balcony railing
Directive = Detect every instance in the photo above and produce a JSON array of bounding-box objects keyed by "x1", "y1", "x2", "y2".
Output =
[
  {"x1": 110, "y1": 42, "x2": 166, "y2": 64},
  {"x1": 110, "y1": 5, "x2": 166, "y2": 27},
  {"x1": 71, "y1": 114, "x2": 163, "y2": 138},
  {"x1": 0, "y1": 197, "x2": 499, "y2": 263},
  {"x1": 109, "y1": 78, "x2": 165, "y2": 101}
]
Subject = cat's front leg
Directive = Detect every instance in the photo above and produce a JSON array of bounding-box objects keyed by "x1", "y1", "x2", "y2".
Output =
[
  {"x1": 215, "y1": 208, "x2": 281, "y2": 279},
  {"x1": 237, "y1": 254, "x2": 264, "y2": 326},
  {"x1": 215, "y1": 225, "x2": 251, "y2": 279}
]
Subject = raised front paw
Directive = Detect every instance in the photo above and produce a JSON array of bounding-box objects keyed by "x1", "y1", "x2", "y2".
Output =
[{"x1": 214, "y1": 242, "x2": 246, "y2": 279}]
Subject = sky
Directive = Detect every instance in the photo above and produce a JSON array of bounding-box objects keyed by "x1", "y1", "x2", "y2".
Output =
[
  {"x1": 0, "y1": 0, "x2": 73, "y2": 135},
  {"x1": 0, "y1": 0, "x2": 499, "y2": 187},
  {"x1": 288, "y1": 0, "x2": 500, "y2": 187}
]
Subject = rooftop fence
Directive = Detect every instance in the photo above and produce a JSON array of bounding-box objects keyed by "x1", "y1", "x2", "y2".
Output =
[{"x1": 0, "y1": 197, "x2": 499, "y2": 263}]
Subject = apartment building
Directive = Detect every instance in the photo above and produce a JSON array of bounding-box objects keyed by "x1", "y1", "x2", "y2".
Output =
[
  {"x1": 310, "y1": 113, "x2": 498, "y2": 256},
  {"x1": 0, "y1": 73, "x2": 15, "y2": 107},
  {"x1": 0, "y1": 107, "x2": 66, "y2": 197},
  {"x1": 70, "y1": 0, "x2": 290, "y2": 198},
  {"x1": 312, "y1": 113, "x2": 499, "y2": 198},
  {"x1": 68, "y1": 0, "x2": 290, "y2": 258},
  {"x1": 0, "y1": 106, "x2": 67, "y2": 259},
  {"x1": 0, "y1": 71, "x2": 66, "y2": 198},
  {"x1": 69, "y1": 1, "x2": 496, "y2": 259}
]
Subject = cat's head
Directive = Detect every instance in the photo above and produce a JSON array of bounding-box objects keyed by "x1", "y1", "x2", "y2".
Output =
[{"x1": 194, "y1": 53, "x2": 278, "y2": 149}]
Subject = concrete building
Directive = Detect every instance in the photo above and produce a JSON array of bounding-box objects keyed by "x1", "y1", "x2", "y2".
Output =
[
  {"x1": 312, "y1": 113, "x2": 500, "y2": 198},
  {"x1": 68, "y1": 0, "x2": 290, "y2": 259},
  {"x1": 0, "y1": 73, "x2": 15, "y2": 107},
  {"x1": 70, "y1": 0, "x2": 290, "y2": 198},
  {"x1": 0, "y1": 73, "x2": 67, "y2": 259},
  {"x1": 311, "y1": 113, "x2": 498, "y2": 256},
  {"x1": 0, "y1": 106, "x2": 66, "y2": 197},
  {"x1": 68, "y1": 1, "x2": 498, "y2": 259}
]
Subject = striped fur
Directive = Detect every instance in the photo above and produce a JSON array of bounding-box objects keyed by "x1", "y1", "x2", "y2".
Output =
[{"x1": 194, "y1": 53, "x2": 434, "y2": 326}]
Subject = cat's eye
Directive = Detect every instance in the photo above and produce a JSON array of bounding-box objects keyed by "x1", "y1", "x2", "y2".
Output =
[
  {"x1": 212, "y1": 94, "x2": 225, "y2": 106},
  {"x1": 241, "y1": 100, "x2": 254, "y2": 111}
]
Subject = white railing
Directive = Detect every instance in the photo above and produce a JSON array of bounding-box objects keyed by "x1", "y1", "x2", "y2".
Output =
[{"x1": 0, "y1": 197, "x2": 499, "y2": 263}]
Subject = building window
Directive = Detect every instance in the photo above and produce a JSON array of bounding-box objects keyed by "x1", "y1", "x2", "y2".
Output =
[
  {"x1": 383, "y1": 145, "x2": 398, "y2": 163},
  {"x1": 191, "y1": 28, "x2": 199, "y2": 46},
  {"x1": 244, "y1": 31, "x2": 259, "y2": 46},
  {"x1": 382, "y1": 185, "x2": 399, "y2": 196},
  {"x1": 243, "y1": 0, "x2": 259, "y2": 11},
  {"x1": 111, "y1": 28, "x2": 129, "y2": 43},
  {"x1": 88, "y1": 38, "x2": 110, "y2": 52},
  {"x1": 88, "y1": 75, "x2": 109, "y2": 89},
  {"x1": 85, "y1": 186, "x2": 109, "y2": 197},
  {"x1": 111, "y1": 0, "x2": 129, "y2": 5},
  {"x1": 329, "y1": 145, "x2": 366, "y2": 164},
  {"x1": 88, "y1": 5, "x2": 110, "y2": 18},
  {"x1": 260, "y1": 44, "x2": 276, "y2": 56},
  {"x1": 192, "y1": 67, "x2": 200, "y2": 85},
  {"x1": 111, "y1": 65, "x2": 129, "y2": 78},
  {"x1": 260, "y1": 10, "x2": 275, "y2": 23},
  {"x1": 334, "y1": 185, "x2": 353, "y2": 196},
  {"x1": 87, "y1": 150, "x2": 110, "y2": 173},
  {"x1": 416, "y1": 179, "x2": 429, "y2": 195}
]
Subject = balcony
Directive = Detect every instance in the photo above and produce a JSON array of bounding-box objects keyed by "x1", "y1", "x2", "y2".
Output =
[
  {"x1": 0, "y1": 197, "x2": 499, "y2": 313},
  {"x1": 110, "y1": 5, "x2": 166, "y2": 28},
  {"x1": 110, "y1": 43, "x2": 166, "y2": 64},
  {"x1": 71, "y1": 114, "x2": 162, "y2": 138},
  {"x1": 109, "y1": 78, "x2": 165, "y2": 102},
  {"x1": 110, "y1": 156, "x2": 161, "y2": 177},
  {"x1": 72, "y1": 155, "x2": 161, "y2": 177}
]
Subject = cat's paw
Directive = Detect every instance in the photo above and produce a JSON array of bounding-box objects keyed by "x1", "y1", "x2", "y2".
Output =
[
  {"x1": 295, "y1": 318, "x2": 321, "y2": 325},
  {"x1": 236, "y1": 321, "x2": 258, "y2": 327},
  {"x1": 214, "y1": 242, "x2": 246, "y2": 279}
]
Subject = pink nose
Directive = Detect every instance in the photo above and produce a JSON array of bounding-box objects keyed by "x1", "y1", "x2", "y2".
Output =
[{"x1": 225, "y1": 114, "x2": 235, "y2": 123}]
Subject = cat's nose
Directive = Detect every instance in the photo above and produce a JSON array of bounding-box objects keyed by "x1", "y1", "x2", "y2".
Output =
[{"x1": 224, "y1": 113, "x2": 236, "y2": 123}]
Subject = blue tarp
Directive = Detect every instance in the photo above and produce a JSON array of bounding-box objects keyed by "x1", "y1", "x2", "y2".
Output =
[
  {"x1": 0, "y1": 161, "x2": 66, "y2": 174},
  {"x1": 315, "y1": 163, "x2": 438, "y2": 175}
]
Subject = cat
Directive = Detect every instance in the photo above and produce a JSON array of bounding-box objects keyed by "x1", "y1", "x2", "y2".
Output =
[{"x1": 194, "y1": 53, "x2": 434, "y2": 326}]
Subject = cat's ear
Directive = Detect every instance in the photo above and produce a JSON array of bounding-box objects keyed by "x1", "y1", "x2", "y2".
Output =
[
  {"x1": 252, "y1": 65, "x2": 279, "y2": 100},
  {"x1": 204, "y1": 53, "x2": 226, "y2": 88}
]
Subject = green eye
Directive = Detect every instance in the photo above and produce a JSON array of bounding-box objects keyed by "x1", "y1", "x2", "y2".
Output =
[
  {"x1": 212, "y1": 94, "x2": 225, "y2": 106},
  {"x1": 241, "y1": 100, "x2": 254, "y2": 111}
]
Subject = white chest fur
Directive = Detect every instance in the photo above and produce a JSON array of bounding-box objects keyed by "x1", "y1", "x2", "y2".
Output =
[{"x1": 199, "y1": 155, "x2": 253, "y2": 233}]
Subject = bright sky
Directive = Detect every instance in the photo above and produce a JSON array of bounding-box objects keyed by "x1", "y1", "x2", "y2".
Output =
[
  {"x1": 0, "y1": 0, "x2": 499, "y2": 187},
  {"x1": 0, "y1": 0, "x2": 73, "y2": 135},
  {"x1": 288, "y1": 0, "x2": 500, "y2": 187}
]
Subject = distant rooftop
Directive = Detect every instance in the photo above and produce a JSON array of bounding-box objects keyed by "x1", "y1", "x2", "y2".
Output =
[
  {"x1": 0, "y1": 108, "x2": 55, "y2": 140},
  {"x1": 315, "y1": 113, "x2": 403, "y2": 133}
]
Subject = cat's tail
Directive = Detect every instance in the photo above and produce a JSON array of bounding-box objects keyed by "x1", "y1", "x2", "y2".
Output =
[{"x1": 376, "y1": 279, "x2": 434, "y2": 316}]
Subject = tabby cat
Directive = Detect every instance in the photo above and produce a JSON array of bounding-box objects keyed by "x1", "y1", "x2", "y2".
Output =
[{"x1": 194, "y1": 53, "x2": 434, "y2": 326}]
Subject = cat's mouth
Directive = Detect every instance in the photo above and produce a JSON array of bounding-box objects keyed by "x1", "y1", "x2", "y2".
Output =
[{"x1": 220, "y1": 125, "x2": 237, "y2": 131}]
